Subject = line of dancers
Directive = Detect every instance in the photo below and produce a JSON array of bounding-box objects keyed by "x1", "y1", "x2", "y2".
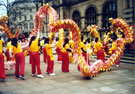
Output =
[{"x1": 0, "y1": 31, "x2": 120, "y2": 82}]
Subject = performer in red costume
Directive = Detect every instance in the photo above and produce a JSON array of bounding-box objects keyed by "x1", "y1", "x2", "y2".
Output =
[
  {"x1": 0, "y1": 36, "x2": 6, "y2": 82},
  {"x1": 109, "y1": 33, "x2": 120, "y2": 67},
  {"x1": 44, "y1": 38, "x2": 55, "y2": 76},
  {"x1": 55, "y1": 37, "x2": 62, "y2": 63},
  {"x1": 6, "y1": 39, "x2": 12, "y2": 61},
  {"x1": 82, "y1": 41, "x2": 90, "y2": 65},
  {"x1": 62, "y1": 38, "x2": 72, "y2": 72},
  {"x1": 78, "y1": 36, "x2": 90, "y2": 71},
  {"x1": 29, "y1": 31, "x2": 44, "y2": 78},
  {"x1": 94, "y1": 38, "x2": 105, "y2": 62},
  {"x1": 11, "y1": 38, "x2": 25, "y2": 80},
  {"x1": 42, "y1": 38, "x2": 47, "y2": 63}
]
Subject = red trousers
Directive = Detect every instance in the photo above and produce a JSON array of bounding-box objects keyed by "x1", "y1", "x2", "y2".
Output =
[
  {"x1": 15, "y1": 52, "x2": 25, "y2": 76},
  {"x1": 46, "y1": 55, "x2": 54, "y2": 73},
  {"x1": 0, "y1": 53, "x2": 5, "y2": 79},
  {"x1": 111, "y1": 50, "x2": 120, "y2": 65},
  {"x1": 43, "y1": 48, "x2": 47, "y2": 63},
  {"x1": 30, "y1": 52, "x2": 42, "y2": 75},
  {"x1": 78, "y1": 52, "x2": 90, "y2": 71},
  {"x1": 6, "y1": 49, "x2": 12, "y2": 61},
  {"x1": 62, "y1": 52, "x2": 69, "y2": 72},
  {"x1": 29, "y1": 51, "x2": 32, "y2": 64},
  {"x1": 56, "y1": 48, "x2": 62, "y2": 61},
  {"x1": 97, "y1": 50, "x2": 105, "y2": 62},
  {"x1": 82, "y1": 52, "x2": 90, "y2": 65}
]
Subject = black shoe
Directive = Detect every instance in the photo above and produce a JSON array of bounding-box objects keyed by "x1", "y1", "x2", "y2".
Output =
[
  {"x1": 19, "y1": 75, "x2": 26, "y2": 80},
  {"x1": 16, "y1": 75, "x2": 19, "y2": 78},
  {"x1": 0, "y1": 78, "x2": 6, "y2": 82}
]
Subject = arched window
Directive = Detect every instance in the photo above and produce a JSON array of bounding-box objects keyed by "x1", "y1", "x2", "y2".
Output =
[
  {"x1": 29, "y1": 22, "x2": 34, "y2": 29},
  {"x1": 19, "y1": 25, "x2": 22, "y2": 30},
  {"x1": 126, "y1": 0, "x2": 130, "y2": 8},
  {"x1": 24, "y1": 23, "x2": 28, "y2": 29},
  {"x1": 103, "y1": 1, "x2": 117, "y2": 27},
  {"x1": 72, "y1": 11, "x2": 81, "y2": 28},
  {"x1": 30, "y1": 15, "x2": 33, "y2": 20},
  {"x1": 24, "y1": 16, "x2": 27, "y2": 21},
  {"x1": 85, "y1": 6, "x2": 97, "y2": 25}
]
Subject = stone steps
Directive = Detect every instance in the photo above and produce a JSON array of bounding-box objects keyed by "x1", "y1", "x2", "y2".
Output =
[{"x1": 92, "y1": 52, "x2": 135, "y2": 64}]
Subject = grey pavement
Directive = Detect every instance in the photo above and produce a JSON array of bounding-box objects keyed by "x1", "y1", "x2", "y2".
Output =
[{"x1": 0, "y1": 54, "x2": 135, "y2": 94}]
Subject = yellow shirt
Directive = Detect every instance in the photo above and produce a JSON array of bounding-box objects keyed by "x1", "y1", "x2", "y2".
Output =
[
  {"x1": 69, "y1": 40, "x2": 74, "y2": 49},
  {"x1": 110, "y1": 41, "x2": 117, "y2": 50},
  {"x1": 40, "y1": 40, "x2": 44, "y2": 46},
  {"x1": 63, "y1": 44, "x2": 70, "y2": 52},
  {"x1": 55, "y1": 41, "x2": 60, "y2": 48},
  {"x1": 83, "y1": 44, "x2": 87, "y2": 52},
  {"x1": 118, "y1": 35, "x2": 122, "y2": 38},
  {"x1": 79, "y1": 42, "x2": 84, "y2": 52},
  {"x1": 94, "y1": 42, "x2": 103, "y2": 51},
  {"x1": 29, "y1": 38, "x2": 39, "y2": 52},
  {"x1": 79, "y1": 42, "x2": 84, "y2": 48},
  {"x1": 45, "y1": 44, "x2": 54, "y2": 60},
  {"x1": 87, "y1": 43, "x2": 91, "y2": 49},
  {"x1": 6, "y1": 41, "x2": 11, "y2": 50},
  {"x1": 0, "y1": 49, "x2": 2, "y2": 53},
  {"x1": 0, "y1": 40, "x2": 4, "y2": 53},
  {"x1": 11, "y1": 43, "x2": 23, "y2": 54}
]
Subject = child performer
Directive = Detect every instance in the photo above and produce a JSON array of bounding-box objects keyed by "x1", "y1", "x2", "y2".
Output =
[
  {"x1": 86, "y1": 38, "x2": 93, "y2": 62},
  {"x1": 94, "y1": 37, "x2": 105, "y2": 62},
  {"x1": 78, "y1": 36, "x2": 90, "y2": 70},
  {"x1": 82, "y1": 41, "x2": 90, "y2": 65},
  {"x1": 10, "y1": 38, "x2": 25, "y2": 80},
  {"x1": 6, "y1": 39, "x2": 12, "y2": 61},
  {"x1": 69, "y1": 37, "x2": 75, "y2": 63},
  {"x1": 29, "y1": 31, "x2": 44, "y2": 78},
  {"x1": 62, "y1": 38, "x2": 72, "y2": 72},
  {"x1": 44, "y1": 38, "x2": 56, "y2": 76},
  {"x1": 0, "y1": 36, "x2": 6, "y2": 82},
  {"x1": 55, "y1": 37, "x2": 62, "y2": 63},
  {"x1": 42, "y1": 38, "x2": 47, "y2": 63},
  {"x1": 109, "y1": 33, "x2": 120, "y2": 67}
]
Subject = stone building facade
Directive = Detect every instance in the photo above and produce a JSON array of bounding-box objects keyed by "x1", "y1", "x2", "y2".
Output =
[
  {"x1": 9, "y1": 0, "x2": 134, "y2": 38},
  {"x1": 59, "y1": 0, "x2": 134, "y2": 29},
  {"x1": 46, "y1": 0, "x2": 134, "y2": 39},
  {"x1": 9, "y1": 0, "x2": 36, "y2": 34}
]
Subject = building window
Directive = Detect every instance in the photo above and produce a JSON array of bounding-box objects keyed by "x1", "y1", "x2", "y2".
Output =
[
  {"x1": 19, "y1": 16, "x2": 22, "y2": 20},
  {"x1": 19, "y1": 25, "x2": 22, "y2": 30},
  {"x1": 24, "y1": 16, "x2": 27, "y2": 20},
  {"x1": 30, "y1": 15, "x2": 33, "y2": 20},
  {"x1": 29, "y1": 22, "x2": 34, "y2": 29},
  {"x1": 103, "y1": 1, "x2": 117, "y2": 27},
  {"x1": 85, "y1": 6, "x2": 97, "y2": 26},
  {"x1": 72, "y1": 11, "x2": 81, "y2": 28},
  {"x1": 126, "y1": 0, "x2": 130, "y2": 8},
  {"x1": 30, "y1": 8, "x2": 32, "y2": 12},
  {"x1": 24, "y1": 23, "x2": 28, "y2": 29},
  {"x1": 13, "y1": 16, "x2": 16, "y2": 21}
]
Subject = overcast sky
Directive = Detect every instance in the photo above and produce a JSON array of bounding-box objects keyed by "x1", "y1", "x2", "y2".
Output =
[{"x1": 0, "y1": 0, "x2": 15, "y2": 17}]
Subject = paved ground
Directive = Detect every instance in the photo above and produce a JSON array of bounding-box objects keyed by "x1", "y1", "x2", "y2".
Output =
[{"x1": 0, "y1": 54, "x2": 135, "y2": 94}]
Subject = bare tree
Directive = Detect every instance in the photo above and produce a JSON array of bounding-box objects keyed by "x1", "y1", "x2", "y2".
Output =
[{"x1": 0, "y1": 0, "x2": 32, "y2": 32}]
